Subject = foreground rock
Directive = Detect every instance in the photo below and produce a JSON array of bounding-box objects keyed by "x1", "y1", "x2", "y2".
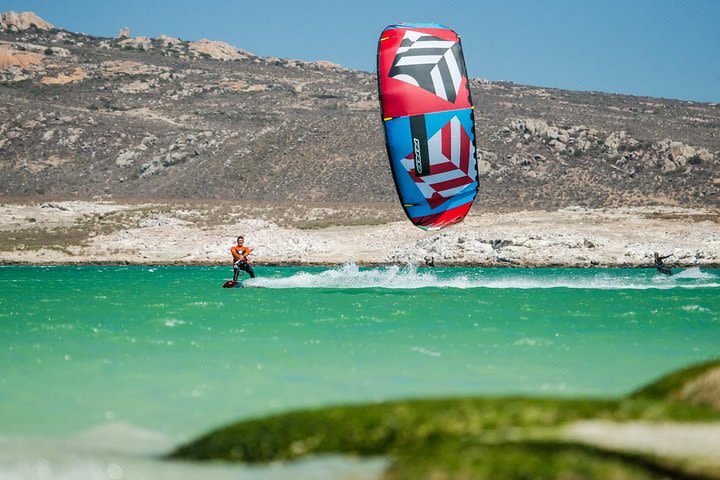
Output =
[
  {"x1": 0, "y1": 202, "x2": 718, "y2": 267},
  {"x1": 170, "y1": 359, "x2": 720, "y2": 479}
]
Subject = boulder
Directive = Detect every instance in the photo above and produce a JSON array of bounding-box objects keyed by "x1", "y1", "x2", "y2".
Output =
[
  {"x1": 699, "y1": 150, "x2": 714, "y2": 163},
  {"x1": 188, "y1": 39, "x2": 252, "y2": 61},
  {"x1": 118, "y1": 36, "x2": 152, "y2": 50},
  {"x1": 0, "y1": 11, "x2": 54, "y2": 31},
  {"x1": 115, "y1": 150, "x2": 137, "y2": 168},
  {"x1": 136, "y1": 134, "x2": 158, "y2": 151},
  {"x1": 661, "y1": 157, "x2": 678, "y2": 172},
  {"x1": 669, "y1": 141, "x2": 684, "y2": 160},
  {"x1": 549, "y1": 139, "x2": 566, "y2": 152},
  {"x1": 477, "y1": 159, "x2": 491, "y2": 175},
  {"x1": 312, "y1": 60, "x2": 344, "y2": 70},
  {"x1": 478, "y1": 149, "x2": 498, "y2": 162},
  {"x1": 604, "y1": 131, "x2": 629, "y2": 151},
  {"x1": 681, "y1": 145, "x2": 696, "y2": 159},
  {"x1": 158, "y1": 34, "x2": 182, "y2": 47}
]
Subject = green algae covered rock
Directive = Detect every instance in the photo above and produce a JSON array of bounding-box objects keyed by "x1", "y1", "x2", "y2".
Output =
[{"x1": 170, "y1": 359, "x2": 720, "y2": 479}]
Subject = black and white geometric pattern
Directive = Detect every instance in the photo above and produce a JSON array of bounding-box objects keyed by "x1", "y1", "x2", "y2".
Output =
[{"x1": 389, "y1": 30, "x2": 465, "y2": 103}]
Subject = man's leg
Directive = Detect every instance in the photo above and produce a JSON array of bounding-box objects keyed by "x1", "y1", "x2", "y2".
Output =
[
  {"x1": 233, "y1": 263, "x2": 240, "y2": 282},
  {"x1": 239, "y1": 261, "x2": 255, "y2": 278}
]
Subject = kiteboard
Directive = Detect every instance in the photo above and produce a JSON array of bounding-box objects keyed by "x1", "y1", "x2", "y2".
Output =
[
  {"x1": 377, "y1": 24, "x2": 479, "y2": 230},
  {"x1": 222, "y1": 280, "x2": 263, "y2": 289}
]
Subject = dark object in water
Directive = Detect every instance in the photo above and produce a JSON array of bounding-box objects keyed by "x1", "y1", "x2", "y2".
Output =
[
  {"x1": 654, "y1": 252, "x2": 674, "y2": 276},
  {"x1": 657, "y1": 267, "x2": 673, "y2": 276},
  {"x1": 222, "y1": 280, "x2": 239, "y2": 288}
]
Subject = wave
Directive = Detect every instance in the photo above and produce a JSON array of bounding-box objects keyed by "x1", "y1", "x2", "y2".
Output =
[
  {"x1": 673, "y1": 266, "x2": 717, "y2": 280},
  {"x1": 245, "y1": 264, "x2": 719, "y2": 290}
]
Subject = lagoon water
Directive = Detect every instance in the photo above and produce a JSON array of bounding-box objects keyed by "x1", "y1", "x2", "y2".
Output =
[{"x1": 1, "y1": 265, "x2": 719, "y2": 479}]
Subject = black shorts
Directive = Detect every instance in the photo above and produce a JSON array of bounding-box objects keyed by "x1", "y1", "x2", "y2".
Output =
[{"x1": 233, "y1": 260, "x2": 255, "y2": 278}]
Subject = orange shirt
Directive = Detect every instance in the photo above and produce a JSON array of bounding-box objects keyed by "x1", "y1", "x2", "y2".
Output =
[{"x1": 231, "y1": 245, "x2": 252, "y2": 262}]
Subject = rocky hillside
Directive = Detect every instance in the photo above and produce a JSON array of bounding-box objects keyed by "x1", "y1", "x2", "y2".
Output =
[{"x1": 1, "y1": 12, "x2": 719, "y2": 208}]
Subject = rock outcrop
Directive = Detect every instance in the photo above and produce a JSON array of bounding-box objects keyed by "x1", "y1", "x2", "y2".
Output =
[
  {"x1": 0, "y1": 11, "x2": 54, "y2": 31},
  {"x1": 0, "y1": 43, "x2": 44, "y2": 69},
  {"x1": 187, "y1": 39, "x2": 252, "y2": 61},
  {"x1": 116, "y1": 26, "x2": 130, "y2": 39},
  {"x1": 40, "y1": 66, "x2": 87, "y2": 85},
  {"x1": 500, "y1": 118, "x2": 716, "y2": 175},
  {"x1": 118, "y1": 36, "x2": 152, "y2": 50}
]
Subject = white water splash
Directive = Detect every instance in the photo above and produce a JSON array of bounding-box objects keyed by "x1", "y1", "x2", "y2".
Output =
[
  {"x1": 163, "y1": 319, "x2": 187, "y2": 327},
  {"x1": 673, "y1": 267, "x2": 717, "y2": 280},
  {"x1": 245, "y1": 264, "x2": 720, "y2": 290},
  {"x1": 410, "y1": 346, "x2": 441, "y2": 357},
  {"x1": 681, "y1": 305, "x2": 710, "y2": 312},
  {"x1": 248, "y1": 264, "x2": 469, "y2": 289}
]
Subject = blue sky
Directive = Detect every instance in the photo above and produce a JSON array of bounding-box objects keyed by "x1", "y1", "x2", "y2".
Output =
[{"x1": 4, "y1": 0, "x2": 719, "y2": 102}]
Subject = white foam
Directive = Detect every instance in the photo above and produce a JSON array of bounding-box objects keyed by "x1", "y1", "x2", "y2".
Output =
[
  {"x1": 244, "y1": 264, "x2": 720, "y2": 291},
  {"x1": 247, "y1": 264, "x2": 468, "y2": 289},
  {"x1": 410, "y1": 347, "x2": 441, "y2": 357},
  {"x1": 673, "y1": 267, "x2": 718, "y2": 280},
  {"x1": 681, "y1": 305, "x2": 710, "y2": 312},
  {"x1": 163, "y1": 319, "x2": 187, "y2": 328}
]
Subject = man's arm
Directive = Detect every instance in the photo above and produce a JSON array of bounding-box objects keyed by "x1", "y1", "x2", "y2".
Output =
[
  {"x1": 231, "y1": 247, "x2": 244, "y2": 263},
  {"x1": 660, "y1": 254, "x2": 673, "y2": 260}
]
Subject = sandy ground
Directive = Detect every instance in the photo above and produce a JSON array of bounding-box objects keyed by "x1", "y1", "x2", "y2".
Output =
[
  {"x1": 564, "y1": 420, "x2": 720, "y2": 472},
  {"x1": 0, "y1": 201, "x2": 719, "y2": 267}
]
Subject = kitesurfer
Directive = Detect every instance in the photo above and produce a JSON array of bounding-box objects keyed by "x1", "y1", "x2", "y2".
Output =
[
  {"x1": 654, "y1": 252, "x2": 674, "y2": 276},
  {"x1": 231, "y1": 236, "x2": 255, "y2": 281}
]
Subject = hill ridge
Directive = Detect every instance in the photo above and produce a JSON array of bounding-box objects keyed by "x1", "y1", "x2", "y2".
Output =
[{"x1": 1, "y1": 14, "x2": 718, "y2": 207}]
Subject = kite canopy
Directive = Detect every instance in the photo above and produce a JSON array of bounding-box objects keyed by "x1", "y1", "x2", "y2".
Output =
[{"x1": 377, "y1": 23, "x2": 478, "y2": 230}]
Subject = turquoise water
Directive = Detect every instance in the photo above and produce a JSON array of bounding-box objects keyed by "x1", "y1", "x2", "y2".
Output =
[{"x1": 1, "y1": 265, "x2": 719, "y2": 442}]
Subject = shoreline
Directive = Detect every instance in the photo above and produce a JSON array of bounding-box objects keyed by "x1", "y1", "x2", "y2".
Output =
[
  {"x1": 1, "y1": 201, "x2": 719, "y2": 268},
  {"x1": 2, "y1": 260, "x2": 720, "y2": 268}
]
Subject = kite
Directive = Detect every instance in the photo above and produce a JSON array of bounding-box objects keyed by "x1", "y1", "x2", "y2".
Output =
[{"x1": 377, "y1": 24, "x2": 478, "y2": 230}]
